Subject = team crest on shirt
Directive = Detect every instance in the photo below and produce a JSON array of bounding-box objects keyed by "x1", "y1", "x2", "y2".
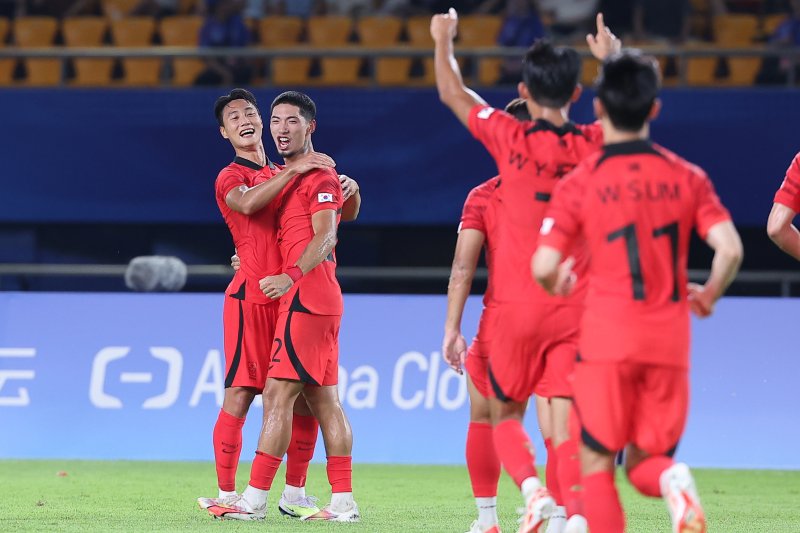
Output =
[
  {"x1": 540, "y1": 217, "x2": 555, "y2": 235},
  {"x1": 477, "y1": 107, "x2": 495, "y2": 120},
  {"x1": 318, "y1": 193, "x2": 334, "y2": 203}
]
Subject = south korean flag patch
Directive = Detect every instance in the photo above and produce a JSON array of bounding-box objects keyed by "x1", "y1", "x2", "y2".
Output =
[{"x1": 318, "y1": 192, "x2": 334, "y2": 203}]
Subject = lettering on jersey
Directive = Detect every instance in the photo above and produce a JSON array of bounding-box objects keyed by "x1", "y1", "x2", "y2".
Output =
[
  {"x1": 509, "y1": 151, "x2": 528, "y2": 170},
  {"x1": 318, "y1": 192, "x2": 334, "y2": 203},
  {"x1": 533, "y1": 161, "x2": 575, "y2": 179},
  {"x1": 597, "y1": 181, "x2": 681, "y2": 204},
  {"x1": 477, "y1": 107, "x2": 495, "y2": 119}
]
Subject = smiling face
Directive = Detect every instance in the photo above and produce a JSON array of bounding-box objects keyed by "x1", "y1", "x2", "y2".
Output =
[
  {"x1": 219, "y1": 99, "x2": 262, "y2": 150},
  {"x1": 270, "y1": 103, "x2": 314, "y2": 160}
]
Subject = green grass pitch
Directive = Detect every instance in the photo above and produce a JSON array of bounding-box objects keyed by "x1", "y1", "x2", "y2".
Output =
[{"x1": 3, "y1": 460, "x2": 799, "y2": 532}]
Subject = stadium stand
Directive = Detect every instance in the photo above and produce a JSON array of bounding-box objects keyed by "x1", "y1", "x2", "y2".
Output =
[
  {"x1": 13, "y1": 16, "x2": 60, "y2": 86},
  {"x1": 308, "y1": 15, "x2": 361, "y2": 86},
  {"x1": 62, "y1": 17, "x2": 114, "y2": 86},
  {"x1": 258, "y1": 16, "x2": 310, "y2": 85},
  {"x1": 458, "y1": 14, "x2": 502, "y2": 85},
  {"x1": 111, "y1": 16, "x2": 161, "y2": 86},
  {"x1": 357, "y1": 15, "x2": 410, "y2": 86},
  {"x1": 0, "y1": 17, "x2": 12, "y2": 85},
  {"x1": 159, "y1": 15, "x2": 204, "y2": 86}
]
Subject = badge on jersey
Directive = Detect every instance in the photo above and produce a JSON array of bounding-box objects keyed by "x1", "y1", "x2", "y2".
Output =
[
  {"x1": 477, "y1": 107, "x2": 495, "y2": 120},
  {"x1": 318, "y1": 192, "x2": 334, "y2": 203}
]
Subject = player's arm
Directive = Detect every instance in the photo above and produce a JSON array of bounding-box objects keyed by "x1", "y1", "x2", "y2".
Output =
[
  {"x1": 532, "y1": 247, "x2": 576, "y2": 297},
  {"x1": 259, "y1": 209, "x2": 338, "y2": 299},
  {"x1": 430, "y1": 8, "x2": 487, "y2": 127},
  {"x1": 688, "y1": 220, "x2": 744, "y2": 317},
  {"x1": 586, "y1": 13, "x2": 622, "y2": 61},
  {"x1": 340, "y1": 174, "x2": 362, "y2": 222},
  {"x1": 225, "y1": 152, "x2": 335, "y2": 215},
  {"x1": 443, "y1": 228, "x2": 484, "y2": 374},
  {"x1": 767, "y1": 202, "x2": 800, "y2": 261}
]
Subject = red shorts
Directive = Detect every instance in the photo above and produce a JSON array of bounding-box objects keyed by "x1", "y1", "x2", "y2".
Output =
[
  {"x1": 269, "y1": 308, "x2": 340, "y2": 387},
  {"x1": 533, "y1": 305, "x2": 580, "y2": 399},
  {"x1": 464, "y1": 305, "x2": 498, "y2": 398},
  {"x1": 222, "y1": 294, "x2": 279, "y2": 389},
  {"x1": 488, "y1": 302, "x2": 579, "y2": 403},
  {"x1": 573, "y1": 360, "x2": 688, "y2": 456}
]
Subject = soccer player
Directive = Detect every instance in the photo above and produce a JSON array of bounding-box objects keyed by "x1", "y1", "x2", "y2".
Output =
[
  {"x1": 533, "y1": 51, "x2": 743, "y2": 533},
  {"x1": 203, "y1": 88, "x2": 359, "y2": 519},
  {"x1": 202, "y1": 91, "x2": 358, "y2": 522},
  {"x1": 767, "y1": 153, "x2": 800, "y2": 260},
  {"x1": 432, "y1": 9, "x2": 619, "y2": 533},
  {"x1": 443, "y1": 98, "x2": 532, "y2": 533}
]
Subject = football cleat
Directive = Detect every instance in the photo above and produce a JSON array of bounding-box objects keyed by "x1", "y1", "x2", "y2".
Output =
[
  {"x1": 563, "y1": 514, "x2": 588, "y2": 533},
  {"x1": 301, "y1": 501, "x2": 360, "y2": 522},
  {"x1": 278, "y1": 493, "x2": 321, "y2": 519},
  {"x1": 660, "y1": 463, "x2": 707, "y2": 533},
  {"x1": 545, "y1": 506, "x2": 567, "y2": 533},
  {"x1": 518, "y1": 487, "x2": 556, "y2": 533},
  {"x1": 466, "y1": 519, "x2": 502, "y2": 533},
  {"x1": 197, "y1": 494, "x2": 265, "y2": 521}
]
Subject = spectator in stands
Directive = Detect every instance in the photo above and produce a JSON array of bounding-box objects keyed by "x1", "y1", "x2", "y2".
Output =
[
  {"x1": 496, "y1": 0, "x2": 546, "y2": 83},
  {"x1": 633, "y1": 0, "x2": 691, "y2": 43},
  {"x1": 537, "y1": 0, "x2": 598, "y2": 40},
  {"x1": 195, "y1": 0, "x2": 253, "y2": 86},
  {"x1": 757, "y1": 0, "x2": 800, "y2": 83},
  {"x1": 325, "y1": 0, "x2": 375, "y2": 17}
]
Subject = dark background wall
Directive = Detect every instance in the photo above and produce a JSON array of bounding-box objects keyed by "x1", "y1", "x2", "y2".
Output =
[{"x1": 1, "y1": 87, "x2": 798, "y2": 291}]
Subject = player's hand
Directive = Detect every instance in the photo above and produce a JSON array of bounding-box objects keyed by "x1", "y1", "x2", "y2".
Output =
[
  {"x1": 552, "y1": 256, "x2": 577, "y2": 297},
  {"x1": 260, "y1": 273, "x2": 294, "y2": 299},
  {"x1": 230, "y1": 253, "x2": 240, "y2": 271},
  {"x1": 430, "y1": 7, "x2": 458, "y2": 43},
  {"x1": 687, "y1": 282, "x2": 715, "y2": 318},
  {"x1": 442, "y1": 328, "x2": 467, "y2": 374},
  {"x1": 339, "y1": 174, "x2": 359, "y2": 201},
  {"x1": 586, "y1": 13, "x2": 621, "y2": 61},
  {"x1": 288, "y1": 151, "x2": 336, "y2": 175}
]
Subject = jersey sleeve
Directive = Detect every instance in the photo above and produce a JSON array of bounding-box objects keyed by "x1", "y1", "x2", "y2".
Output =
[
  {"x1": 467, "y1": 105, "x2": 523, "y2": 164},
  {"x1": 459, "y1": 177, "x2": 497, "y2": 233},
  {"x1": 538, "y1": 172, "x2": 584, "y2": 254},
  {"x1": 306, "y1": 169, "x2": 343, "y2": 215},
  {"x1": 215, "y1": 168, "x2": 246, "y2": 202},
  {"x1": 773, "y1": 152, "x2": 800, "y2": 212},
  {"x1": 692, "y1": 170, "x2": 732, "y2": 240}
]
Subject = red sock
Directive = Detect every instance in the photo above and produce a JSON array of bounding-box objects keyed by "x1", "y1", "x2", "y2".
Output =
[
  {"x1": 327, "y1": 455, "x2": 352, "y2": 493},
  {"x1": 213, "y1": 409, "x2": 246, "y2": 492},
  {"x1": 285, "y1": 414, "x2": 319, "y2": 487},
  {"x1": 250, "y1": 451, "x2": 282, "y2": 491},
  {"x1": 493, "y1": 419, "x2": 538, "y2": 488},
  {"x1": 544, "y1": 438, "x2": 562, "y2": 504},
  {"x1": 627, "y1": 455, "x2": 675, "y2": 498},
  {"x1": 556, "y1": 439, "x2": 583, "y2": 516},
  {"x1": 466, "y1": 422, "x2": 501, "y2": 497},
  {"x1": 583, "y1": 471, "x2": 625, "y2": 533}
]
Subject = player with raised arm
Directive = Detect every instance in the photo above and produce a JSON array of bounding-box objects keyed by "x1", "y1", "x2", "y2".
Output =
[
  {"x1": 432, "y1": 9, "x2": 619, "y2": 533},
  {"x1": 767, "y1": 153, "x2": 800, "y2": 260},
  {"x1": 201, "y1": 88, "x2": 360, "y2": 520},
  {"x1": 201, "y1": 91, "x2": 358, "y2": 523},
  {"x1": 533, "y1": 51, "x2": 743, "y2": 533},
  {"x1": 443, "y1": 99, "x2": 532, "y2": 533}
]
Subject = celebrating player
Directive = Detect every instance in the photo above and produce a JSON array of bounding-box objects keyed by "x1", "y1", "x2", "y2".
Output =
[
  {"x1": 201, "y1": 88, "x2": 359, "y2": 520},
  {"x1": 442, "y1": 98, "x2": 533, "y2": 533},
  {"x1": 202, "y1": 91, "x2": 358, "y2": 522},
  {"x1": 767, "y1": 153, "x2": 800, "y2": 260},
  {"x1": 533, "y1": 51, "x2": 743, "y2": 533},
  {"x1": 432, "y1": 9, "x2": 619, "y2": 533}
]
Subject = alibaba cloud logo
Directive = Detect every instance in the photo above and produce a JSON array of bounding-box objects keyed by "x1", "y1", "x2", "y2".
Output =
[{"x1": 89, "y1": 346, "x2": 183, "y2": 409}]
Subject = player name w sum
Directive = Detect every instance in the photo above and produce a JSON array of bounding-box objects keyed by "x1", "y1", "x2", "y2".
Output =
[{"x1": 596, "y1": 181, "x2": 681, "y2": 203}]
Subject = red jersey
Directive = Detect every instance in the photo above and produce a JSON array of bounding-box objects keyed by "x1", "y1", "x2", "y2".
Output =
[
  {"x1": 539, "y1": 140, "x2": 732, "y2": 368},
  {"x1": 459, "y1": 176, "x2": 500, "y2": 307},
  {"x1": 215, "y1": 156, "x2": 282, "y2": 304},
  {"x1": 774, "y1": 151, "x2": 800, "y2": 212},
  {"x1": 467, "y1": 104, "x2": 603, "y2": 305},
  {"x1": 277, "y1": 167, "x2": 344, "y2": 315}
]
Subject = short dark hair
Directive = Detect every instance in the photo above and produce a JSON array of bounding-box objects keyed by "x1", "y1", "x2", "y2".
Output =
[
  {"x1": 270, "y1": 91, "x2": 316, "y2": 122},
  {"x1": 596, "y1": 51, "x2": 661, "y2": 132},
  {"x1": 504, "y1": 97, "x2": 531, "y2": 121},
  {"x1": 214, "y1": 88, "x2": 258, "y2": 126},
  {"x1": 521, "y1": 40, "x2": 581, "y2": 109}
]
